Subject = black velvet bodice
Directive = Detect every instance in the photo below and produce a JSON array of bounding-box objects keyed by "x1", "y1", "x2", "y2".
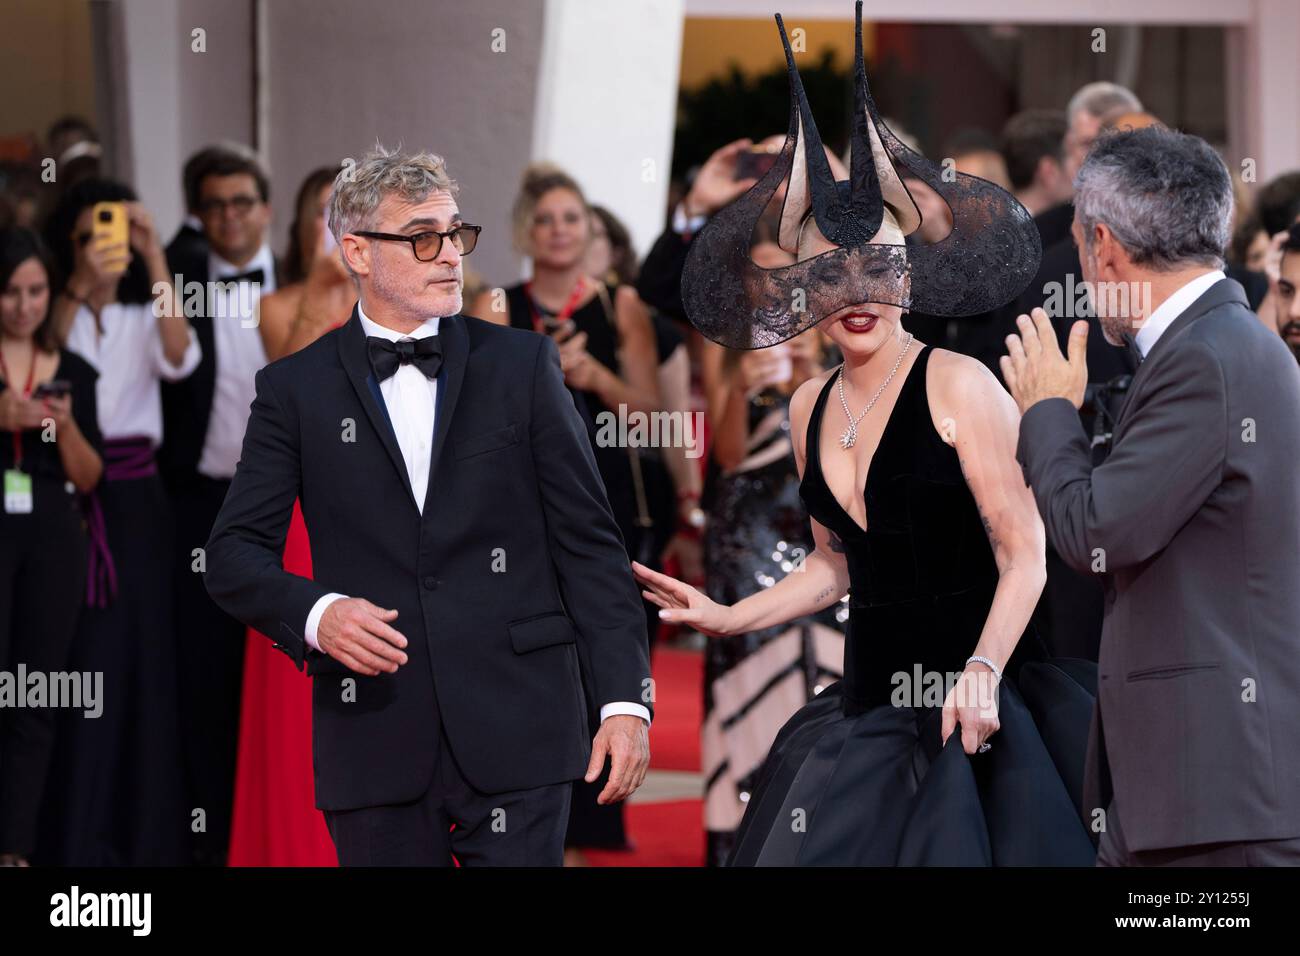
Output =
[{"x1": 800, "y1": 346, "x2": 1039, "y2": 710}]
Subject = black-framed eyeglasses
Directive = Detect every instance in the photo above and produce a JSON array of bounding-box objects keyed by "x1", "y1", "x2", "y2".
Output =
[
  {"x1": 197, "y1": 195, "x2": 261, "y2": 216},
  {"x1": 353, "y1": 225, "x2": 480, "y2": 261}
]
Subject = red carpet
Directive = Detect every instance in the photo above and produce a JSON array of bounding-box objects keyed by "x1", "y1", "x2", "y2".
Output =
[
  {"x1": 584, "y1": 800, "x2": 704, "y2": 867},
  {"x1": 587, "y1": 645, "x2": 705, "y2": 867}
]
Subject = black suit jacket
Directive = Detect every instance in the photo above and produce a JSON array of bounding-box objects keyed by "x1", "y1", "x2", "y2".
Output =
[
  {"x1": 165, "y1": 222, "x2": 208, "y2": 282},
  {"x1": 1017, "y1": 278, "x2": 1300, "y2": 850},
  {"x1": 159, "y1": 249, "x2": 283, "y2": 485},
  {"x1": 203, "y1": 310, "x2": 652, "y2": 808}
]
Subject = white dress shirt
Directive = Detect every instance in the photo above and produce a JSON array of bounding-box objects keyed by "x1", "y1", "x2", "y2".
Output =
[
  {"x1": 1133, "y1": 270, "x2": 1225, "y2": 358},
  {"x1": 64, "y1": 300, "x2": 201, "y2": 444},
  {"x1": 304, "y1": 305, "x2": 649, "y2": 725},
  {"x1": 197, "y1": 243, "x2": 275, "y2": 479}
]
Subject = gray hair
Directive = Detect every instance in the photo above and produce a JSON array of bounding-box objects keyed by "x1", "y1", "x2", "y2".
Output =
[
  {"x1": 1074, "y1": 126, "x2": 1232, "y2": 271},
  {"x1": 328, "y1": 144, "x2": 458, "y2": 272},
  {"x1": 1067, "y1": 82, "x2": 1143, "y2": 123}
]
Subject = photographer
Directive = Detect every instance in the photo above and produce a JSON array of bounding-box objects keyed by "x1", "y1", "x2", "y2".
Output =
[
  {"x1": 0, "y1": 227, "x2": 101, "y2": 867},
  {"x1": 38, "y1": 179, "x2": 197, "y2": 865}
]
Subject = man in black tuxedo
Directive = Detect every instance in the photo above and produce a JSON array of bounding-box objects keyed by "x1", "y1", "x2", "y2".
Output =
[
  {"x1": 1005, "y1": 127, "x2": 1300, "y2": 865},
  {"x1": 161, "y1": 146, "x2": 282, "y2": 864},
  {"x1": 204, "y1": 146, "x2": 652, "y2": 866}
]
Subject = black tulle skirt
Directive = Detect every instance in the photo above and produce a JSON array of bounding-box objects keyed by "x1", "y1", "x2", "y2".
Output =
[{"x1": 726, "y1": 659, "x2": 1099, "y2": 866}]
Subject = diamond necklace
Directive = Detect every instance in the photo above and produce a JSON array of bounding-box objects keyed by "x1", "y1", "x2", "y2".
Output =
[{"x1": 836, "y1": 332, "x2": 914, "y2": 450}]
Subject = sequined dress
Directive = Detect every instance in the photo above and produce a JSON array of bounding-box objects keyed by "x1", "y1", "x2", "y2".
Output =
[{"x1": 702, "y1": 385, "x2": 846, "y2": 867}]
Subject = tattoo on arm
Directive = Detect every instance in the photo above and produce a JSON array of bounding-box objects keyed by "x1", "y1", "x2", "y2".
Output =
[
  {"x1": 813, "y1": 585, "x2": 834, "y2": 603},
  {"x1": 980, "y1": 509, "x2": 1000, "y2": 551},
  {"x1": 961, "y1": 455, "x2": 1001, "y2": 552}
]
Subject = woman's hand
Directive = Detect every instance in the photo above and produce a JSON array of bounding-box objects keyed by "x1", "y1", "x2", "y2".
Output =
[
  {"x1": 632, "y1": 560, "x2": 736, "y2": 637},
  {"x1": 0, "y1": 389, "x2": 48, "y2": 431},
  {"x1": 552, "y1": 324, "x2": 602, "y2": 390},
  {"x1": 737, "y1": 344, "x2": 792, "y2": 395},
  {"x1": 941, "y1": 663, "x2": 1001, "y2": 754},
  {"x1": 68, "y1": 235, "x2": 125, "y2": 297},
  {"x1": 41, "y1": 393, "x2": 74, "y2": 432},
  {"x1": 126, "y1": 201, "x2": 163, "y2": 260}
]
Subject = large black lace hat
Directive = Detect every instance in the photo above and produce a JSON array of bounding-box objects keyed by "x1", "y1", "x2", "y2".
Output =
[{"x1": 681, "y1": 1, "x2": 1042, "y2": 349}]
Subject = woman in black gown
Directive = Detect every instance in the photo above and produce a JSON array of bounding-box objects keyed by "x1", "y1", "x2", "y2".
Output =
[{"x1": 634, "y1": 4, "x2": 1097, "y2": 865}]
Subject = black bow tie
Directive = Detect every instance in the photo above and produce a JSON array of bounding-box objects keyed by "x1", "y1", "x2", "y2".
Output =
[
  {"x1": 221, "y1": 267, "x2": 265, "y2": 285},
  {"x1": 367, "y1": 335, "x2": 443, "y2": 381}
]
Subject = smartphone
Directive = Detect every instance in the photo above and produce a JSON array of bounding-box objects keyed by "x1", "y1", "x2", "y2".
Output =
[
  {"x1": 734, "y1": 146, "x2": 778, "y2": 182},
  {"x1": 542, "y1": 316, "x2": 574, "y2": 337},
  {"x1": 33, "y1": 380, "x2": 72, "y2": 400},
  {"x1": 92, "y1": 201, "x2": 130, "y2": 272}
]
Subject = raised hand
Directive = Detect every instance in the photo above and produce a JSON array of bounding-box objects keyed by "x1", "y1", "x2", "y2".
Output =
[
  {"x1": 1000, "y1": 307, "x2": 1089, "y2": 413},
  {"x1": 683, "y1": 138, "x2": 761, "y2": 219}
]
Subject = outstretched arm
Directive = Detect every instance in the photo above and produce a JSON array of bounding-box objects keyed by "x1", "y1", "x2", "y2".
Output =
[{"x1": 634, "y1": 375, "x2": 851, "y2": 635}]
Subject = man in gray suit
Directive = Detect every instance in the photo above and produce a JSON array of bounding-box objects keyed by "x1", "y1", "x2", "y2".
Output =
[{"x1": 1001, "y1": 126, "x2": 1300, "y2": 865}]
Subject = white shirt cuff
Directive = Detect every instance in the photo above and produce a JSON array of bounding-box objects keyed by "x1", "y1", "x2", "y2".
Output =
[
  {"x1": 304, "y1": 592, "x2": 348, "y2": 652},
  {"x1": 671, "y1": 202, "x2": 708, "y2": 236},
  {"x1": 156, "y1": 325, "x2": 202, "y2": 382},
  {"x1": 600, "y1": 702, "x2": 651, "y2": 725}
]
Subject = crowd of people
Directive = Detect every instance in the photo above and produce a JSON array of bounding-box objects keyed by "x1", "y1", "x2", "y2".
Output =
[{"x1": 1, "y1": 62, "x2": 1298, "y2": 867}]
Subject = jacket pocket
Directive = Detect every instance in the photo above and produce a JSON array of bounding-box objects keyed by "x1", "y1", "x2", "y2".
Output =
[
  {"x1": 508, "y1": 611, "x2": 577, "y2": 654},
  {"x1": 1126, "y1": 661, "x2": 1221, "y2": 682},
  {"x1": 453, "y1": 423, "x2": 520, "y2": 461}
]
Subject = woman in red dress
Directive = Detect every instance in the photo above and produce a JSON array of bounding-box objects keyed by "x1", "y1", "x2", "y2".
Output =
[{"x1": 227, "y1": 168, "x2": 355, "y2": 866}]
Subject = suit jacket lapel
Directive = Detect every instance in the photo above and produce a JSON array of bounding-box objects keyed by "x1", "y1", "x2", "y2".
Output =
[
  {"x1": 337, "y1": 308, "x2": 418, "y2": 510},
  {"x1": 423, "y1": 314, "x2": 468, "y2": 511},
  {"x1": 1114, "y1": 277, "x2": 1247, "y2": 428}
]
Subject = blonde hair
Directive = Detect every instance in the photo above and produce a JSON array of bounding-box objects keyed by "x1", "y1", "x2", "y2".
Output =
[{"x1": 510, "y1": 161, "x2": 587, "y2": 255}]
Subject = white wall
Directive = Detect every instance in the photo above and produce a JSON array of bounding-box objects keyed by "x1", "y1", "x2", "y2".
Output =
[
  {"x1": 263, "y1": 0, "x2": 545, "y2": 286},
  {"x1": 117, "y1": 0, "x2": 183, "y2": 235},
  {"x1": 113, "y1": 0, "x2": 255, "y2": 240},
  {"x1": 531, "y1": 0, "x2": 685, "y2": 262}
]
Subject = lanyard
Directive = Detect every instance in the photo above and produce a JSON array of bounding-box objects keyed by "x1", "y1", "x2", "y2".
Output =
[
  {"x1": 523, "y1": 276, "x2": 587, "y2": 334},
  {"x1": 0, "y1": 345, "x2": 38, "y2": 471}
]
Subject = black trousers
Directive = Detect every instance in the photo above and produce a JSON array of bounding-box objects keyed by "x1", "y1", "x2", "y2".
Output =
[
  {"x1": 37, "y1": 474, "x2": 189, "y2": 865},
  {"x1": 0, "y1": 479, "x2": 86, "y2": 857},
  {"x1": 172, "y1": 474, "x2": 247, "y2": 865},
  {"x1": 324, "y1": 721, "x2": 571, "y2": 866},
  {"x1": 1099, "y1": 797, "x2": 1300, "y2": 866}
]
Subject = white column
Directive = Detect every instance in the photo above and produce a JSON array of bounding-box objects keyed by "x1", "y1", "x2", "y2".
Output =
[
  {"x1": 532, "y1": 0, "x2": 685, "y2": 261},
  {"x1": 117, "y1": 0, "x2": 184, "y2": 236}
]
